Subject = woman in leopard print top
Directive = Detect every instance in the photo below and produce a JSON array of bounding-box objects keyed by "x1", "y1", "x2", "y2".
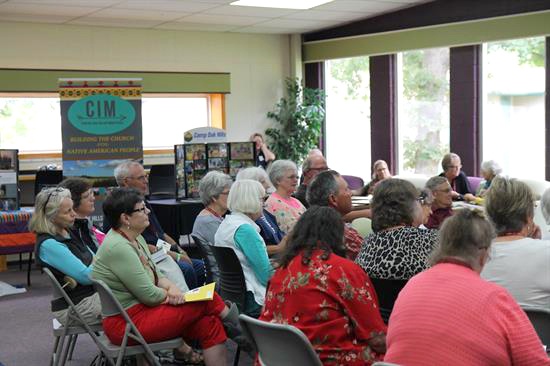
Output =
[{"x1": 356, "y1": 179, "x2": 439, "y2": 280}]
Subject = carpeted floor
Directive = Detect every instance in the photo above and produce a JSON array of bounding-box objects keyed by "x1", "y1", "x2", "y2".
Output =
[{"x1": 0, "y1": 264, "x2": 253, "y2": 366}]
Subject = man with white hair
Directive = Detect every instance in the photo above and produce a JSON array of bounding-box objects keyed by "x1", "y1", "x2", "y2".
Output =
[
  {"x1": 107, "y1": 160, "x2": 205, "y2": 289},
  {"x1": 294, "y1": 151, "x2": 328, "y2": 208}
]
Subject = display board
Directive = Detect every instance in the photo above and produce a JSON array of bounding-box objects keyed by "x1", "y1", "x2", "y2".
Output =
[
  {"x1": 174, "y1": 142, "x2": 256, "y2": 200},
  {"x1": 0, "y1": 149, "x2": 19, "y2": 210}
]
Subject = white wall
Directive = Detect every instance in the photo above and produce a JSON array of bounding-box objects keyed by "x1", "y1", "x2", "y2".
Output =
[{"x1": 0, "y1": 21, "x2": 292, "y2": 141}]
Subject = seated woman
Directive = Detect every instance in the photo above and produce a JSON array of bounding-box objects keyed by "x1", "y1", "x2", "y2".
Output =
[
  {"x1": 192, "y1": 171, "x2": 233, "y2": 282},
  {"x1": 353, "y1": 159, "x2": 392, "y2": 196},
  {"x1": 481, "y1": 177, "x2": 550, "y2": 312},
  {"x1": 236, "y1": 167, "x2": 287, "y2": 256},
  {"x1": 385, "y1": 210, "x2": 550, "y2": 365},
  {"x1": 214, "y1": 180, "x2": 273, "y2": 317},
  {"x1": 477, "y1": 160, "x2": 502, "y2": 197},
  {"x1": 58, "y1": 177, "x2": 100, "y2": 252},
  {"x1": 439, "y1": 152, "x2": 475, "y2": 202},
  {"x1": 260, "y1": 206, "x2": 387, "y2": 365},
  {"x1": 413, "y1": 188, "x2": 433, "y2": 229},
  {"x1": 92, "y1": 188, "x2": 249, "y2": 365},
  {"x1": 425, "y1": 176, "x2": 453, "y2": 229},
  {"x1": 265, "y1": 160, "x2": 306, "y2": 234},
  {"x1": 30, "y1": 187, "x2": 101, "y2": 325},
  {"x1": 355, "y1": 179, "x2": 438, "y2": 320}
]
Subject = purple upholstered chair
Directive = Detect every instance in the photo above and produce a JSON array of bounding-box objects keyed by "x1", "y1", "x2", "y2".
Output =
[
  {"x1": 467, "y1": 176, "x2": 483, "y2": 194},
  {"x1": 342, "y1": 175, "x2": 365, "y2": 190}
]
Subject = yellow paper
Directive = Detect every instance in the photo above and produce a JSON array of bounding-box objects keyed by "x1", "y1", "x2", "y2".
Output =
[{"x1": 184, "y1": 282, "x2": 216, "y2": 302}]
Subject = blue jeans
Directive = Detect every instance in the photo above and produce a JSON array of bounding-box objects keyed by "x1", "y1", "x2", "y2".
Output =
[{"x1": 176, "y1": 258, "x2": 206, "y2": 289}]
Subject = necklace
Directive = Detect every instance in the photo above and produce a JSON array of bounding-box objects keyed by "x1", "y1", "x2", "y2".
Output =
[{"x1": 205, "y1": 207, "x2": 223, "y2": 219}]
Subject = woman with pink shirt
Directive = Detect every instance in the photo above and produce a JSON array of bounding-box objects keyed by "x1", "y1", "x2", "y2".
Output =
[
  {"x1": 265, "y1": 160, "x2": 306, "y2": 234},
  {"x1": 384, "y1": 209, "x2": 550, "y2": 366}
]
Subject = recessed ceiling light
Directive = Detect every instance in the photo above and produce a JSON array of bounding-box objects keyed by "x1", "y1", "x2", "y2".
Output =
[{"x1": 230, "y1": 0, "x2": 334, "y2": 10}]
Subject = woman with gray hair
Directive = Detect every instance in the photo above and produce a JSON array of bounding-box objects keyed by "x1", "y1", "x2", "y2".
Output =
[
  {"x1": 355, "y1": 179, "x2": 438, "y2": 321},
  {"x1": 30, "y1": 187, "x2": 101, "y2": 325},
  {"x1": 476, "y1": 160, "x2": 502, "y2": 197},
  {"x1": 265, "y1": 160, "x2": 306, "y2": 234},
  {"x1": 214, "y1": 180, "x2": 273, "y2": 317},
  {"x1": 481, "y1": 176, "x2": 550, "y2": 312},
  {"x1": 192, "y1": 171, "x2": 233, "y2": 283},
  {"x1": 439, "y1": 152, "x2": 475, "y2": 202},
  {"x1": 385, "y1": 209, "x2": 549, "y2": 365},
  {"x1": 236, "y1": 167, "x2": 286, "y2": 255}
]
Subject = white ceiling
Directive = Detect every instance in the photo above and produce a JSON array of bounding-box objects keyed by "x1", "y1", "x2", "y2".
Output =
[{"x1": 0, "y1": 0, "x2": 430, "y2": 34}]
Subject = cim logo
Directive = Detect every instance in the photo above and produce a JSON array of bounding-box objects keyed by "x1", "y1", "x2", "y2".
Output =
[{"x1": 68, "y1": 94, "x2": 135, "y2": 135}]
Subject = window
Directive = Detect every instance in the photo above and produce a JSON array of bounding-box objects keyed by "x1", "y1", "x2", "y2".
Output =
[
  {"x1": 325, "y1": 56, "x2": 371, "y2": 181},
  {"x1": 0, "y1": 93, "x2": 212, "y2": 152},
  {"x1": 397, "y1": 48, "x2": 450, "y2": 175},
  {"x1": 482, "y1": 37, "x2": 545, "y2": 180}
]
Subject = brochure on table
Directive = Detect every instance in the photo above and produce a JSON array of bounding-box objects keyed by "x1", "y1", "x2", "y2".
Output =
[{"x1": 0, "y1": 149, "x2": 19, "y2": 211}]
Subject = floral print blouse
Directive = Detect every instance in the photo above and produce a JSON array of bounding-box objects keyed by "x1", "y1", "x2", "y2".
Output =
[
  {"x1": 260, "y1": 249, "x2": 387, "y2": 365},
  {"x1": 265, "y1": 192, "x2": 306, "y2": 234}
]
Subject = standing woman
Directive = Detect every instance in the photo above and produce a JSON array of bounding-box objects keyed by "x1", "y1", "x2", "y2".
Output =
[
  {"x1": 250, "y1": 132, "x2": 275, "y2": 169},
  {"x1": 265, "y1": 160, "x2": 306, "y2": 234},
  {"x1": 261, "y1": 206, "x2": 387, "y2": 365},
  {"x1": 30, "y1": 187, "x2": 101, "y2": 325},
  {"x1": 58, "y1": 177, "x2": 100, "y2": 252}
]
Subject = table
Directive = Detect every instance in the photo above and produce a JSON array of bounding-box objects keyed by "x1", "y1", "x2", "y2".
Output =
[
  {"x1": 0, "y1": 209, "x2": 35, "y2": 285},
  {"x1": 148, "y1": 199, "x2": 204, "y2": 242},
  {"x1": 352, "y1": 196, "x2": 371, "y2": 210}
]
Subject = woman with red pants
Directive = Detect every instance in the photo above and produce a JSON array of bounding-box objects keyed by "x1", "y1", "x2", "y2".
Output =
[{"x1": 92, "y1": 187, "x2": 248, "y2": 365}]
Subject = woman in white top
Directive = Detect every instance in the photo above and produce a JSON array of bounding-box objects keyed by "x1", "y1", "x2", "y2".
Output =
[{"x1": 481, "y1": 176, "x2": 550, "y2": 311}]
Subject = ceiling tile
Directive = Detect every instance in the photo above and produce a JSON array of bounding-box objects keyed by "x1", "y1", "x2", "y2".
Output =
[
  {"x1": 204, "y1": 4, "x2": 295, "y2": 18},
  {"x1": 0, "y1": 13, "x2": 71, "y2": 23},
  {"x1": 85, "y1": 8, "x2": 189, "y2": 21},
  {"x1": 283, "y1": 9, "x2": 369, "y2": 22},
  {"x1": 256, "y1": 18, "x2": 332, "y2": 29},
  {"x1": 7, "y1": 0, "x2": 120, "y2": 5},
  {"x1": 314, "y1": 0, "x2": 401, "y2": 13},
  {"x1": 67, "y1": 17, "x2": 163, "y2": 28},
  {"x1": 0, "y1": 2, "x2": 99, "y2": 16},
  {"x1": 113, "y1": 0, "x2": 220, "y2": 13},
  {"x1": 234, "y1": 25, "x2": 299, "y2": 34},
  {"x1": 178, "y1": 13, "x2": 268, "y2": 26},
  {"x1": 156, "y1": 21, "x2": 236, "y2": 32}
]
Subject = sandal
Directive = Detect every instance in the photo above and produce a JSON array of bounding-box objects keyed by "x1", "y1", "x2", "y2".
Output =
[{"x1": 174, "y1": 347, "x2": 204, "y2": 365}]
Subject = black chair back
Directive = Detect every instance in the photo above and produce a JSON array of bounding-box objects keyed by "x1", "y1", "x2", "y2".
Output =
[
  {"x1": 209, "y1": 245, "x2": 246, "y2": 312},
  {"x1": 35, "y1": 170, "x2": 63, "y2": 197},
  {"x1": 369, "y1": 278, "x2": 408, "y2": 323},
  {"x1": 148, "y1": 164, "x2": 175, "y2": 199},
  {"x1": 524, "y1": 309, "x2": 550, "y2": 348},
  {"x1": 191, "y1": 235, "x2": 216, "y2": 284}
]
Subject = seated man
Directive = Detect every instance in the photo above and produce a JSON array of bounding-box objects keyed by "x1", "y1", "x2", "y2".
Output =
[
  {"x1": 425, "y1": 176, "x2": 453, "y2": 230},
  {"x1": 294, "y1": 151, "x2": 328, "y2": 208},
  {"x1": 105, "y1": 161, "x2": 205, "y2": 289},
  {"x1": 439, "y1": 153, "x2": 475, "y2": 202},
  {"x1": 306, "y1": 170, "x2": 364, "y2": 260}
]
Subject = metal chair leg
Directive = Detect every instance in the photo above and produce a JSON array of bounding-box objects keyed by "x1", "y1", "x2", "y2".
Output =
[
  {"x1": 27, "y1": 251, "x2": 33, "y2": 286},
  {"x1": 68, "y1": 334, "x2": 78, "y2": 360},
  {"x1": 50, "y1": 336, "x2": 60, "y2": 366},
  {"x1": 233, "y1": 346, "x2": 240, "y2": 366}
]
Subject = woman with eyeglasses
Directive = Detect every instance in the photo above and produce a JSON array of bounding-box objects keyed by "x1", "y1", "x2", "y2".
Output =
[
  {"x1": 439, "y1": 152, "x2": 476, "y2": 202},
  {"x1": 92, "y1": 188, "x2": 251, "y2": 365},
  {"x1": 481, "y1": 177, "x2": 550, "y2": 313},
  {"x1": 355, "y1": 179, "x2": 439, "y2": 322},
  {"x1": 385, "y1": 209, "x2": 550, "y2": 365},
  {"x1": 214, "y1": 180, "x2": 273, "y2": 317},
  {"x1": 265, "y1": 160, "x2": 306, "y2": 234},
  {"x1": 30, "y1": 187, "x2": 102, "y2": 326}
]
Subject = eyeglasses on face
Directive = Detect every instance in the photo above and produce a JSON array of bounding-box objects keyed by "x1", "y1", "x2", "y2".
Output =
[
  {"x1": 128, "y1": 174, "x2": 148, "y2": 182},
  {"x1": 130, "y1": 205, "x2": 147, "y2": 214}
]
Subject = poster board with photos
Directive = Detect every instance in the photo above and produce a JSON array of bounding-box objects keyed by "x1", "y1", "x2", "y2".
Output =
[
  {"x1": 0, "y1": 149, "x2": 19, "y2": 211},
  {"x1": 228, "y1": 142, "x2": 256, "y2": 178},
  {"x1": 184, "y1": 144, "x2": 207, "y2": 199},
  {"x1": 207, "y1": 143, "x2": 229, "y2": 173},
  {"x1": 175, "y1": 144, "x2": 186, "y2": 200}
]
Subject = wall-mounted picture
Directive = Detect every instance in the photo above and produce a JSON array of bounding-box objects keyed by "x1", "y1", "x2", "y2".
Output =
[{"x1": 0, "y1": 150, "x2": 17, "y2": 170}]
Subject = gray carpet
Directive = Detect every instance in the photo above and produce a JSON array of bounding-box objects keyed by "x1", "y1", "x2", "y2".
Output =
[{"x1": 0, "y1": 264, "x2": 253, "y2": 366}]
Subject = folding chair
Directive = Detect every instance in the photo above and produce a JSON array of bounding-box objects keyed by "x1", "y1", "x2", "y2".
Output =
[
  {"x1": 43, "y1": 268, "x2": 103, "y2": 366},
  {"x1": 524, "y1": 309, "x2": 550, "y2": 351},
  {"x1": 209, "y1": 245, "x2": 248, "y2": 366},
  {"x1": 191, "y1": 234, "x2": 217, "y2": 285},
  {"x1": 238, "y1": 314, "x2": 322, "y2": 366},
  {"x1": 91, "y1": 278, "x2": 183, "y2": 366}
]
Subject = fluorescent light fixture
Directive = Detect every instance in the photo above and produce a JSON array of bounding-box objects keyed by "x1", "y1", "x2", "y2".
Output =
[{"x1": 230, "y1": 0, "x2": 334, "y2": 10}]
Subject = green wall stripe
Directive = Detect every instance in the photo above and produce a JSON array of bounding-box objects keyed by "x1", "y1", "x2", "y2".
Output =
[
  {"x1": 303, "y1": 10, "x2": 550, "y2": 62},
  {"x1": 0, "y1": 69, "x2": 230, "y2": 93}
]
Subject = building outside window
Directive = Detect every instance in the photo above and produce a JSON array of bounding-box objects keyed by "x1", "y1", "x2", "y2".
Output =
[{"x1": 482, "y1": 37, "x2": 545, "y2": 180}]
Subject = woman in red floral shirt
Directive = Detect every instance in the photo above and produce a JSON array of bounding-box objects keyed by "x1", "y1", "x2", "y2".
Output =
[{"x1": 260, "y1": 206, "x2": 386, "y2": 365}]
